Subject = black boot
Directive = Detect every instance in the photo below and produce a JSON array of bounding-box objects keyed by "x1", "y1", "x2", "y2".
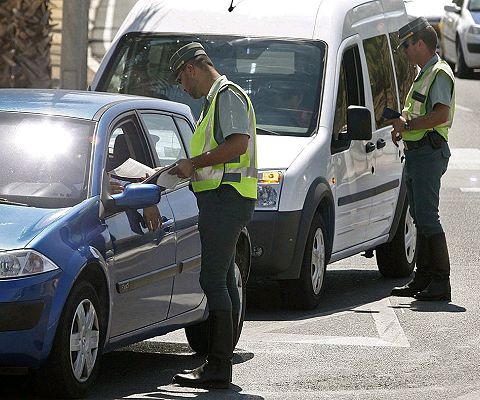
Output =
[
  {"x1": 391, "y1": 233, "x2": 432, "y2": 297},
  {"x1": 173, "y1": 310, "x2": 233, "y2": 389},
  {"x1": 232, "y1": 312, "x2": 239, "y2": 352},
  {"x1": 415, "y1": 232, "x2": 451, "y2": 301}
]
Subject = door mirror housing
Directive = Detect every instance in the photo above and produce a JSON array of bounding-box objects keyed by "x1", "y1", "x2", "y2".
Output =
[
  {"x1": 109, "y1": 183, "x2": 161, "y2": 210},
  {"x1": 342, "y1": 105, "x2": 372, "y2": 141},
  {"x1": 444, "y1": 4, "x2": 461, "y2": 13}
]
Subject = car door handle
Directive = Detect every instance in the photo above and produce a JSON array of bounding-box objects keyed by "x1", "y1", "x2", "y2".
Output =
[
  {"x1": 376, "y1": 138, "x2": 386, "y2": 149},
  {"x1": 161, "y1": 217, "x2": 174, "y2": 232},
  {"x1": 366, "y1": 142, "x2": 376, "y2": 153}
]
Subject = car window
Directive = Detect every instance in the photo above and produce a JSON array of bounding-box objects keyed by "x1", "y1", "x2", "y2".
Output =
[
  {"x1": 469, "y1": 0, "x2": 480, "y2": 10},
  {"x1": 174, "y1": 117, "x2": 194, "y2": 157},
  {"x1": 331, "y1": 45, "x2": 364, "y2": 154},
  {"x1": 106, "y1": 116, "x2": 153, "y2": 179},
  {"x1": 389, "y1": 32, "x2": 416, "y2": 110},
  {"x1": 363, "y1": 34, "x2": 399, "y2": 129},
  {"x1": 140, "y1": 113, "x2": 187, "y2": 167},
  {"x1": 0, "y1": 112, "x2": 94, "y2": 208}
]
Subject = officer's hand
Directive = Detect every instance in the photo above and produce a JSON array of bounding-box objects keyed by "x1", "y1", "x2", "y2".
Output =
[
  {"x1": 143, "y1": 205, "x2": 162, "y2": 232},
  {"x1": 109, "y1": 179, "x2": 124, "y2": 194},
  {"x1": 389, "y1": 117, "x2": 406, "y2": 148},
  {"x1": 168, "y1": 159, "x2": 194, "y2": 179}
]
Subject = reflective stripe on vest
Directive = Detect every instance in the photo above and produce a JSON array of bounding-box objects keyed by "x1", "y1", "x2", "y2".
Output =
[
  {"x1": 190, "y1": 80, "x2": 258, "y2": 199},
  {"x1": 402, "y1": 59, "x2": 455, "y2": 142}
]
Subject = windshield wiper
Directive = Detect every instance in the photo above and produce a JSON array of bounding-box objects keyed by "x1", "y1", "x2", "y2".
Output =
[
  {"x1": 256, "y1": 127, "x2": 280, "y2": 136},
  {"x1": 0, "y1": 198, "x2": 30, "y2": 207}
]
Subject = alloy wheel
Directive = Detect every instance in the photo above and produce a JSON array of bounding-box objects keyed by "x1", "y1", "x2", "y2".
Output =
[{"x1": 310, "y1": 227, "x2": 326, "y2": 295}]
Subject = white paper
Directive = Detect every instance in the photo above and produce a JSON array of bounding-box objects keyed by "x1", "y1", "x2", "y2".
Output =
[
  {"x1": 110, "y1": 158, "x2": 156, "y2": 180},
  {"x1": 141, "y1": 164, "x2": 183, "y2": 190}
]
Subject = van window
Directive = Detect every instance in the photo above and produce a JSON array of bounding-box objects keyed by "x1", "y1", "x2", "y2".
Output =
[
  {"x1": 331, "y1": 45, "x2": 365, "y2": 153},
  {"x1": 97, "y1": 34, "x2": 326, "y2": 138},
  {"x1": 363, "y1": 35, "x2": 398, "y2": 129},
  {"x1": 389, "y1": 33, "x2": 416, "y2": 109}
]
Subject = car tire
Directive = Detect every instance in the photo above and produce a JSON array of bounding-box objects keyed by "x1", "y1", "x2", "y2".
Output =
[
  {"x1": 376, "y1": 202, "x2": 417, "y2": 278},
  {"x1": 34, "y1": 280, "x2": 105, "y2": 399},
  {"x1": 282, "y1": 213, "x2": 327, "y2": 310},
  {"x1": 456, "y1": 40, "x2": 473, "y2": 78},
  {"x1": 185, "y1": 249, "x2": 249, "y2": 355}
]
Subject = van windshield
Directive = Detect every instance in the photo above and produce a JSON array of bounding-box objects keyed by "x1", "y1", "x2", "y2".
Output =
[{"x1": 97, "y1": 34, "x2": 326, "y2": 137}]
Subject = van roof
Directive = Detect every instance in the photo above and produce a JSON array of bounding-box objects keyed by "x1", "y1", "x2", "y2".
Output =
[{"x1": 115, "y1": 0, "x2": 406, "y2": 41}]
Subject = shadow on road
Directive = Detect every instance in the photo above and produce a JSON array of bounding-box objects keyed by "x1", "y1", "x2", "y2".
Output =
[
  {"x1": 246, "y1": 267, "x2": 409, "y2": 322},
  {"x1": 0, "y1": 342, "x2": 261, "y2": 400}
]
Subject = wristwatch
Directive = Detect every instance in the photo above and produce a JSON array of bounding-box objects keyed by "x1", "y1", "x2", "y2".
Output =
[{"x1": 404, "y1": 120, "x2": 412, "y2": 131}]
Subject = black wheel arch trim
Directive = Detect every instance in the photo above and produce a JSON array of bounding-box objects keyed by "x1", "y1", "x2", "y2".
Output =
[
  {"x1": 284, "y1": 177, "x2": 334, "y2": 280},
  {"x1": 386, "y1": 171, "x2": 407, "y2": 243}
]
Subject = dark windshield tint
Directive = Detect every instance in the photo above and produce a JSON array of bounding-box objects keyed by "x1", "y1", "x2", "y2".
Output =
[
  {"x1": 0, "y1": 113, "x2": 94, "y2": 208},
  {"x1": 98, "y1": 34, "x2": 326, "y2": 137}
]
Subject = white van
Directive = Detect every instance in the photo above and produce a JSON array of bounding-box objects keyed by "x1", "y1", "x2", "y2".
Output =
[{"x1": 91, "y1": 0, "x2": 418, "y2": 309}]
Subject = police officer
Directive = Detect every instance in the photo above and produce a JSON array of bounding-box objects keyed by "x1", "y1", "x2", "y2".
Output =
[
  {"x1": 390, "y1": 17, "x2": 455, "y2": 302},
  {"x1": 168, "y1": 43, "x2": 257, "y2": 388}
]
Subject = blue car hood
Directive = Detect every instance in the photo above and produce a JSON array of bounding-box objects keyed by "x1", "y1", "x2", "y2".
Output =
[
  {"x1": 472, "y1": 11, "x2": 480, "y2": 25},
  {"x1": 0, "y1": 205, "x2": 69, "y2": 250}
]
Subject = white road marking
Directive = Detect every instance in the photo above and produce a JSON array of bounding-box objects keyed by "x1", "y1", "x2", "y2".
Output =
[
  {"x1": 456, "y1": 105, "x2": 474, "y2": 112},
  {"x1": 449, "y1": 148, "x2": 480, "y2": 170},
  {"x1": 156, "y1": 298, "x2": 410, "y2": 349},
  {"x1": 460, "y1": 188, "x2": 480, "y2": 193}
]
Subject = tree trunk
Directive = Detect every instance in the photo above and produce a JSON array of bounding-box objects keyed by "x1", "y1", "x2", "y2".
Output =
[{"x1": 0, "y1": 0, "x2": 53, "y2": 88}]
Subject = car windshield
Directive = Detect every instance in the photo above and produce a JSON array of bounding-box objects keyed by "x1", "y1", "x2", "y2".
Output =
[
  {"x1": 98, "y1": 34, "x2": 326, "y2": 137},
  {"x1": 0, "y1": 113, "x2": 94, "y2": 208},
  {"x1": 469, "y1": 0, "x2": 480, "y2": 11}
]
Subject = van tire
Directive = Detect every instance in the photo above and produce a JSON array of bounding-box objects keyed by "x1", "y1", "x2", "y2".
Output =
[
  {"x1": 34, "y1": 280, "x2": 105, "y2": 399},
  {"x1": 376, "y1": 203, "x2": 416, "y2": 278},
  {"x1": 185, "y1": 258, "x2": 248, "y2": 355},
  {"x1": 282, "y1": 213, "x2": 327, "y2": 310}
]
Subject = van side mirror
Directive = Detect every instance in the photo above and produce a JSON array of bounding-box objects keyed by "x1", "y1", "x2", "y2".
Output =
[
  {"x1": 444, "y1": 4, "x2": 461, "y2": 13},
  {"x1": 345, "y1": 105, "x2": 372, "y2": 140},
  {"x1": 108, "y1": 184, "x2": 161, "y2": 211}
]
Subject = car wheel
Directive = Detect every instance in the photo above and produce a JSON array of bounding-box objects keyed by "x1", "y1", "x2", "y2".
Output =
[
  {"x1": 376, "y1": 202, "x2": 417, "y2": 278},
  {"x1": 185, "y1": 249, "x2": 248, "y2": 355},
  {"x1": 456, "y1": 40, "x2": 473, "y2": 78},
  {"x1": 34, "y1": 280, "x2": 105, "y2": 399},
  {"x1": 282, "y1": 213, "x2": 327, "y2": 310}
]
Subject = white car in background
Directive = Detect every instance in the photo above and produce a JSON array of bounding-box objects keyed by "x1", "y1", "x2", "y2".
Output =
[
  {"x1": 441, "y1": 0, "x2": 480, "y2": 77},
  {"x1": 404, "y1": 0, "x2": 452, "y2": 36}
]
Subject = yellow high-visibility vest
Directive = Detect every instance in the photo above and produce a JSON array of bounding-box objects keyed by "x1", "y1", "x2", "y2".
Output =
[
  {"x1": 403, "y1": 59, "x2": 455, "y2": 141},
  {"x1": 190, "y1": 80, "x2": 258, "y2": 199}
]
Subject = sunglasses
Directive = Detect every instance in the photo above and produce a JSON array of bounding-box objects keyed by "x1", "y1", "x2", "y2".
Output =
[{"x1": 401, "y1": 39, "x2": 416, "y2": 49}]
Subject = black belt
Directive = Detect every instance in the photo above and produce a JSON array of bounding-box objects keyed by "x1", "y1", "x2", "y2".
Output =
[{"x1": 403, "y1": 136, "x2": 430, "y2": 151}]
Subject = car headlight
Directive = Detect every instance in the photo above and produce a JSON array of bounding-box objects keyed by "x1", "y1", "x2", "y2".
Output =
[
  {"x1": 0, "y1": 250, "x2": 60, "y2": 279},
  {"x1": 468, "y1": 25, "x2": 480, "y2": 35},
  {"x1": 256, "y1": 170, "x2": 284, "y2": 211}
]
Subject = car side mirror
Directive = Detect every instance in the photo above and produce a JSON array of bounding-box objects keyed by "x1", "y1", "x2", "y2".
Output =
[
  {"x1": 444, "y1": 4, "x2": 461, "y2": 13},
  {"x1": 342, "y1": 105, "x2": 372, "y2": 141},
  {"x1": 108, "y1": 184, "x2": 161, "y2": 210}
]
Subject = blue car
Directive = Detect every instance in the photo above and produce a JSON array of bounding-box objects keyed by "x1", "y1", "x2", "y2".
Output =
[{"x1": 0, "y1": 89, "x2": 251, "y2": 398}]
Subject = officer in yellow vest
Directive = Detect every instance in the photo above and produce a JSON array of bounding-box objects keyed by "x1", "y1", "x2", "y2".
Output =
[
  {"x1": 168, "y1": 43, "x2": 257, "y2": 388},
  {"x1": 389, "y1": 17, "x2": 455, "y2": 302}
]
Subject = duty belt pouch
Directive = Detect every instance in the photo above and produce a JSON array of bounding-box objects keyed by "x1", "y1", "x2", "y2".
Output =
[{"x1": 426, "y1": 130, "x2": 444, "y2": 149}]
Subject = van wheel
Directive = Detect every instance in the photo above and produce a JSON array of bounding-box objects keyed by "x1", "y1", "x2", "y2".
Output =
[
  {"x1": 282, "y1": 213, "x2": 327, "y2": 310},
  {"x1": 185, "y1": 257, "x2": 248, "y2": 355},
  {"x1": 456, "y1": 41, "x2": 473, "y2": 78},
  {"x1": 34, "y1": 280, "x2": 105, "y2": 399},
  {"x1": 376, "y1": 203, "x2": 416, "y2": 278}
]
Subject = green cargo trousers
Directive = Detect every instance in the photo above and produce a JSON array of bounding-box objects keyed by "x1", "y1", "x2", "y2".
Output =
[{"x1": 195, "y1": 185, "x2": 255, "y2": 312}]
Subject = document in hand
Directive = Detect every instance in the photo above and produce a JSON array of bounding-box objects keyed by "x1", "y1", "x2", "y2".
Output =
[
  {"x1": 141, "y1": 164, "x2": 182, "y2": 189},
  {"x1": 109, "y1": 158, "x2": 156, "y2": 180}
]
